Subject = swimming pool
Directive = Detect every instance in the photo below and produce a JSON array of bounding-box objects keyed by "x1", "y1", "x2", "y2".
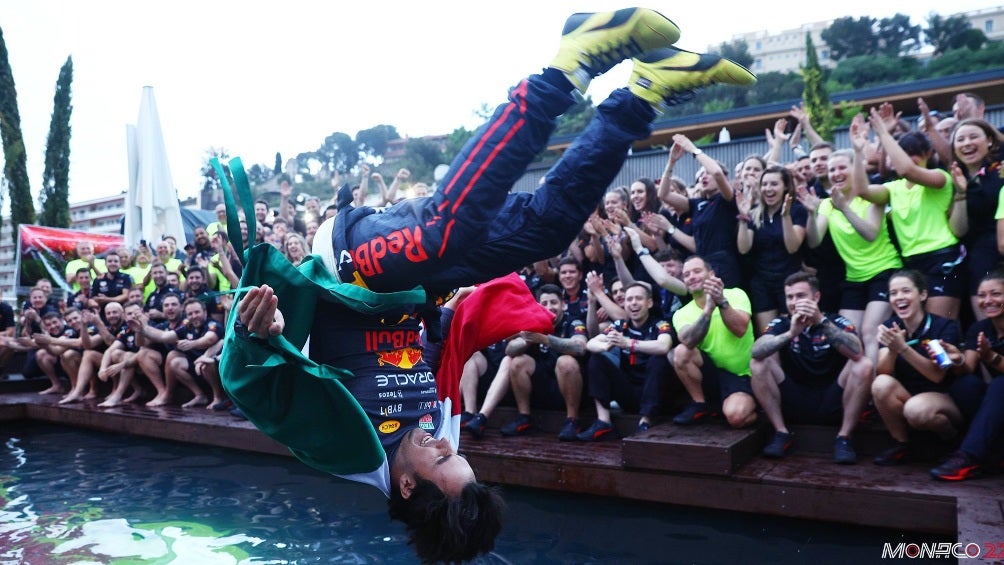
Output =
[{"x1": 1, "y1": 423, "x2": 946, "y2": 563}]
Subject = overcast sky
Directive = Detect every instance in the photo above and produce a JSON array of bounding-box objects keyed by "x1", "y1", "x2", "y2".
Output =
[{"x1": 1, "y1": 0, "x2": 997, "y2": 205}]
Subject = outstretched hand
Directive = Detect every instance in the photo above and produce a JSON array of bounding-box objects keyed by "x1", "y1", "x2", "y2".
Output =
[{"x1": 238, "y1": 285, "x2": 285, "y2": 336}]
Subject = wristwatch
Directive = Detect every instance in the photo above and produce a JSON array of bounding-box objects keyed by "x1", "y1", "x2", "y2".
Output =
[
  {"x1": 667, "y1": 224, "x2": 676, "y2": 236},
  {"x1": 719, "y1": 299, "x2": 730, "y2": 309}
]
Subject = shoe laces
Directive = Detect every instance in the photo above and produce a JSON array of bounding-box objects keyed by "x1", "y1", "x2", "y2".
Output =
[{"x1": 584, "y1": 37, "x2": 642, "y2": 74}]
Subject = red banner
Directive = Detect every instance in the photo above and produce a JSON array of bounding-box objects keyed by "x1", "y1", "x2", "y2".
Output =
[{"x1": 16, "y1": 225, "x2": 123, "y2": 293}]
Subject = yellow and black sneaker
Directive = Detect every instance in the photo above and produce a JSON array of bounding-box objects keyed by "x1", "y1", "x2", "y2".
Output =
[
  {"x1": 551, "y1": 8, "x2": 681, "y2": 93},
  {"x1": 629, "y1": 47, "x2": 757, "y2": 111}
]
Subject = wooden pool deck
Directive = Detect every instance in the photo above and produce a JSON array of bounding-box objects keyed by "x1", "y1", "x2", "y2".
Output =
[{"x1": 2, "y1": 379, "x2": 1003, "y2": 563}]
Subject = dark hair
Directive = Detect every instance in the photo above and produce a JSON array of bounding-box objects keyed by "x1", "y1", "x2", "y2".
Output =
[
  {"x1": 897, "y1": 131, "x2": 932, "y2": 158},
  {"x1": 76, "y1": 267, "x2": 91, "y2": 276},
  {"x1": 183, "y1": 297, "x2": 207, "y2": 312},
  {"x1": 388, "y1": 478, "x2": 504, "y2": 563},
  {"x1": 980, "y1": 269, "x2": 1004, "y2": 286},
  {"x1": 809, "y1": 142, "x2": 834, "y2": 154},
  {"x1": 254, "y1": 199, "x2": 269, "y2": 209},
  {"x1": 889, "y1": 269, "x2": 928, "y2": 295},
  {"x1": 682, "y1": 254, "x2": 711, "y2": 271},
  {"x1": 535, "y1": 283, "x2": 562, "y2": 301},
  {"x1": 625, "y1": 281, "x2": 653, "y2": 298},
  {"x1": 124, "y1": 300, "x2": 144, "y2": 311},
  {"x1": 653, "y1": 248, "x2": 681, "y2": 262},
  {"x1": 41, "y1": 311, "x2": 62, "y2": 321},
  {"x1": 557, "y1": 256, "x2": 582, "y2": 273},
  {"x1": 161, "y1": 293, "x2": 182, "y2": 305},
  {"x1": 783, "y1": 271, "x2": 820, "y2": 293}
]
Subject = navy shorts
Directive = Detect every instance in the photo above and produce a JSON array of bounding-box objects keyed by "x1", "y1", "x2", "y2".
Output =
[
  {"x1": 748, "y1": 271, "x2": 787, "y2": 315},
  {"x1": 840, "y1": 269, "x2": 894, "y2": 311},
  {"x1": 903, "y1": 245, "x2": 965, "y2": 299},
  {"x1": 699, "y1": 350, "x2": 753, "y2": 403},
  {"x1": 779, "y1": 378, "x2": 844, "y2": 425},
  {"x1": 529, "y1": 356, "x2": 572, "y2": 410}
]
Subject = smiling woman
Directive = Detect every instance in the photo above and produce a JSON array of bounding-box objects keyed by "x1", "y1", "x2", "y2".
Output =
[{"x1": 871, "y1": 269, "x2": 984, "y2": 466}]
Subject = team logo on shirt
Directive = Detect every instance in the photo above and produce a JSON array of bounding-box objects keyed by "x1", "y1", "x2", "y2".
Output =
[
  {"x1": 418, "y1": 413, "x2": 435, "y2": 431},
  {"x1": 378, "y1": 420, "x2": 400, "y2": 434},
  {"x1": 374, "y1": 347, "x2": 424, "y2": 369}
]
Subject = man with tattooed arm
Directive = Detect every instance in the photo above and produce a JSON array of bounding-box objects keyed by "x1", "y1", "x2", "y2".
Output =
[{"x1": 749, "y1": 271, "x2": 874, "y2": 463}]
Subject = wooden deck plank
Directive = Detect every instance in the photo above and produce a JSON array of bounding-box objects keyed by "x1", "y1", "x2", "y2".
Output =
[{"x1": 622, "y1": 423, "x2": 765, "y2": 475}]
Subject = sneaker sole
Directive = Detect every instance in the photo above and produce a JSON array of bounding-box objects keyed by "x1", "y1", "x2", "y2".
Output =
[
  {"x1": 500, "y1": 424, "x2": 533, "y2": 437},
  {"x1": 930, "y1": 466, "x2": 980, "y2": 481}
]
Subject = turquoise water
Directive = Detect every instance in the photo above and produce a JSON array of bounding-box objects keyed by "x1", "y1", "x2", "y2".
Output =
[{"x1": 0, "y1": 423, "x2": 946, "y2": 564}]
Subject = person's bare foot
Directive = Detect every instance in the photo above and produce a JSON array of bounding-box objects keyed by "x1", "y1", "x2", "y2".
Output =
[
  {"x1": 207, "y1": 399, "x2": 230, "y2": 411},
  {"x1": 58, "y1": 394, "x2": 82, "y2": 405},
  {"x1": 182, "y1": 395, "x2": 209, "y2": 408},
  {"x1": 39, "y1": 385, "x2": 65, "y2": 395},
  {"x1": 145, "y1": 394, "x2": 171, "y2": 407},
  {"x1": 124, "y1": 390, "x2": 144, "y2": 404},
  {"x1": 98, "y1": 396, "x2": 123, "y2": 408},
  {"x1": 83, "y1": 392, "x2": 99, "y2": 400}
]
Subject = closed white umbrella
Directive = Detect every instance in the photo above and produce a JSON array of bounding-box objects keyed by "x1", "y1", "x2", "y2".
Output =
[{"x1": 124, "y1": 86, "x2": 185, "y2": 248}]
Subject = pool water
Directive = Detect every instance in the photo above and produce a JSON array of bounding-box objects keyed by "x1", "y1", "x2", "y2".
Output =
[{"x1": 0, "y1": 423, "x2": 947, "y2": 564}]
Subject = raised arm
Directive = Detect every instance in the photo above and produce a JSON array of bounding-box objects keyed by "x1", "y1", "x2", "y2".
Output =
[
  {"x1": 625, "y1": 227, "x2": 685, "y2": 295},
  {"x1": 780, "y1": 195, "x2": 806, "y2": 254},
  {"x1": 869, "y1": 106, "x2": 947, "y2": 189},
  {"x1": 658, "y1": 141, "x2": 690, "y2": 213}
]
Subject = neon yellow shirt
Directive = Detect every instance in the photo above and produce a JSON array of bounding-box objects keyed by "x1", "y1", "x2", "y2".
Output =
[
  {"x1": 820, "y1": 197, "x2": 902, "y2": 282},
  {"x1": 123, "y1": 265, "x2": 152, "y2": 298},
  {"x1": 65, "y1": 258, "x2": 106, "y2": 292},
  {"x1": 884, "y1": 170, "x2": 957, "y2": 257},
  {"x1": 672, "y1": 287, "x2": 753, "y2": 377}
]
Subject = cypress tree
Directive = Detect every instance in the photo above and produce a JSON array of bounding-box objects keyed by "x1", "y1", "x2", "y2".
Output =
[
  {"x1": 0, "y1": 26, "x2": 36, "y2": 242},
  {"x1": 801, "y1": 33, "x2": 836, "y2": 142},
  {"x1": 39, "y1": 56, "x2": 73, "y2": 228}
]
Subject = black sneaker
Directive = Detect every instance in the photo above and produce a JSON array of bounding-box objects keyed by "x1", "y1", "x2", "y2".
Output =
[
  {"x1": 576, "y1": 420, "x2": 614, "y2": 442},
  {"x1": 460, "y1": 411, "x2": 475, "y2": 426},
  {"x1": 672, "y1": 401, "x2": 710, "y2": 425},
  {"x1": 558, "y1": 418, "x2": 581, "y2": 442},
  {"x1": 833, "y1": 435, "x2": 857, "y2": 465},
  {"x1": 873, "y1": 442, "x2": 910, "y2": 466},
  {"x1": 500, "y1": 414, "x2": 534, "y2": 437},
  {"x1": 930, "y1": 450, "x2": 981, "y2": 481},
  {"x1": 636, "y1": 421, "x2": 652, "y2": 434},
  {"x1": 463, "y1": 413, "x2": 488, "y2": 440},
  {"x1": 762, "y1": 431, "x2": 794, "y2": 458}
]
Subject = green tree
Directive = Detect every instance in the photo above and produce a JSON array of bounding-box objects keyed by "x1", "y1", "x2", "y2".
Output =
[
  {"x1": 245, "y1": 163, "x2": 273, "y2": 186},
  {"x1": 398, "y1": 138, "x2": 444, "y2": 183},
  {"x1": 356, "y1": 125, "x2": 399, "y2": 163},
  {"x1": 821, "y1": 16, "x2": 877, "y2": 60},
  {"x1": 554, "y1": 92, "x2": 596, "y2": 136},
  {"x1": 745, "y1": 71, "x2": 804, "y2": 106},
  {"x1": 200, "y1": 147, "x2": 230, "y2": 192},
  {"x1": 716, "y1": 39, "x2": 754, "y2": 71},
  {"x1": 926, "y1": 14, "x2": 985, "y2": 55},
  {"x1": 0, "y1": 26, "x2": 35, "y2": 241},
  {"x1": 827, "y1": 54, "x2": 920, "y2": 89},
  {"x1": 38, "y1": 56, "x2": 73, "y2": 228},
  {"x1": 925, "y1": 41, "x2": 1004, "y2": 76},
  {"x1": 312, "y1": 132, "x2": 357, "y2": 175},
  {"x1": 273, "y1": 152, "x2": 282, "y2": 175},
  {"x1": 801, "y1": 33, "x2": 835, "y2": 142},
  {"x1": 444, "y1": 126, "x2": 474, "y2": 164},
  {"x1": 876, "y1": 14, "x2": 921, "y2": 57}
]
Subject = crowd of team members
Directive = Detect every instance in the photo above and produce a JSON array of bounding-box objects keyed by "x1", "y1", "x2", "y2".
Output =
[
  {"x1": 3, "y1": 90, "x2": 1001, "y2": 482},
  {"x1": 2, "y1": 176, "x2": 343, "y2": 411},
  {"x1": 460, "y1": 91, "x2": 1004, "y2": 482}
]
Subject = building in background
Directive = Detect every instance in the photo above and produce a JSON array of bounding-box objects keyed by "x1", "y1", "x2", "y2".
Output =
[{"x1": 728, "y1": 6, "x2": 1004, "y2": 75}]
